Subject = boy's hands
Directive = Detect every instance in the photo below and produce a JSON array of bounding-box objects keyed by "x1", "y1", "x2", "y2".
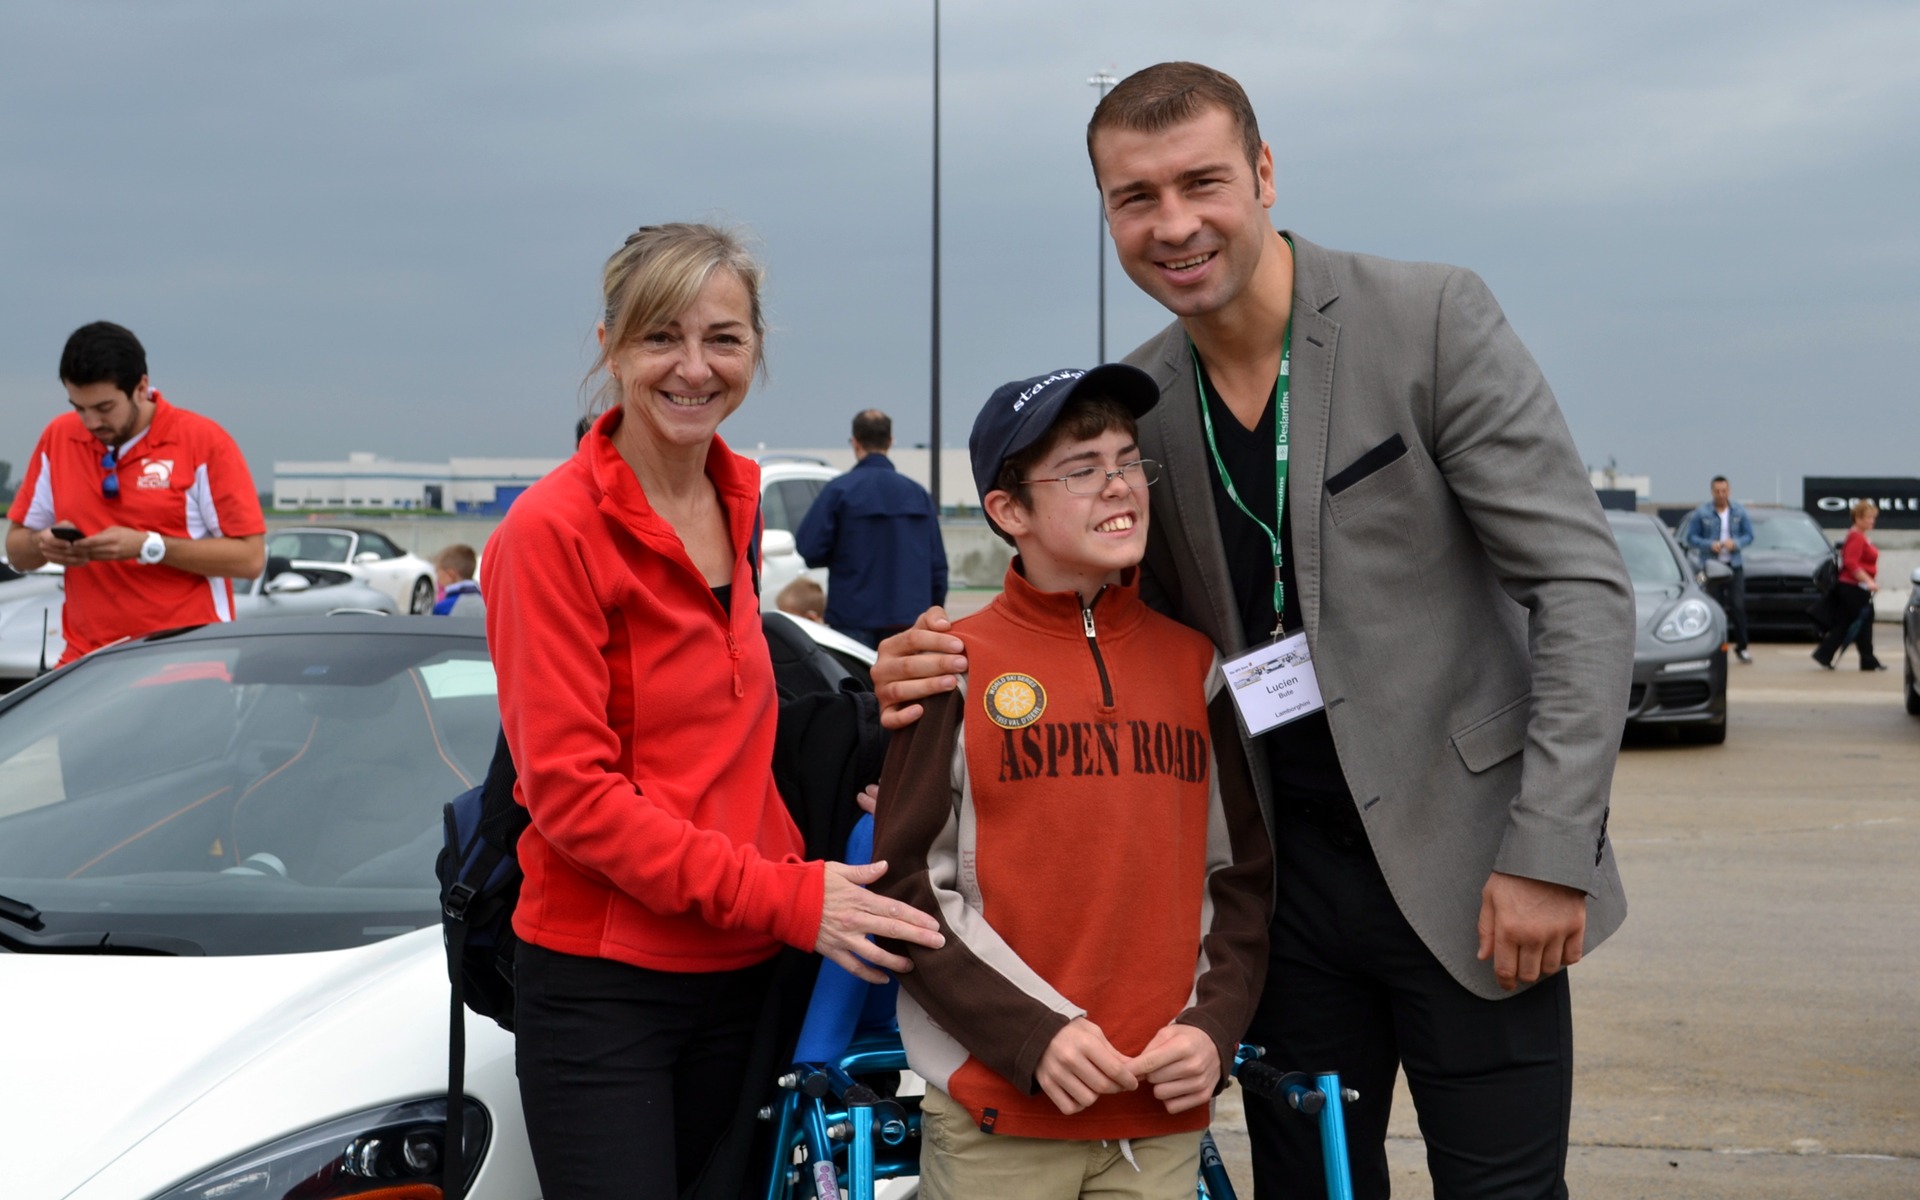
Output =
[
  {"x1": 1128, "y1": 1024, "x2": 1220, "y2": 1114},
  {"x1": 1036, "y1": 1018, "x2": 1137, "y2": 1115}
]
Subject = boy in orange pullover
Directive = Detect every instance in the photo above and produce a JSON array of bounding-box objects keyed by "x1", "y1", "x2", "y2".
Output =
[{"x1": 873, "y1": 365, "x2": 1273, "y2": 1199}]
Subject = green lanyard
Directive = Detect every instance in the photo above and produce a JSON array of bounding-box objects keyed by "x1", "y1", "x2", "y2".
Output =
[{"x1": 1195, "y1": 320, "x2": 1290, "y2": 638}]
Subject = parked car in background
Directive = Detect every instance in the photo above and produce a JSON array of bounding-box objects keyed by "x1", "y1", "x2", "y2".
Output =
[
  {"x1": 267, "y1": 526, "x2": 438, "y2": 614},
  {"x1": 234, "y1": 556, "x2": 402, "y2": 620},
  {"x1": 0, "y1": 559, "x2": 396, "y2": 692},
  {"x1": 0, "y1": 611, "x2": 881, "y2": 1200},
  {"x1": 756, "y1": 455, "x2": 837, "y2": 613},
  {"x1": 0, "y1": 567, "x2": 64, "y2": 688},
  {"x1": 1723, "y1": 507, "x2": 1837, "y2": 640},
  {"x1": 1904, "y1": 567, "x2": 1920, "y2": 717},
  {"x1": 1610, "y1": 511, "x2": 1729, "y2": 744}
]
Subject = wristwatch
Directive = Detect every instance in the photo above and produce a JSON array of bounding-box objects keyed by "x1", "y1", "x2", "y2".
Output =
[{"x1": 138, "y1": 531, "x2": 167, "y2": 565}]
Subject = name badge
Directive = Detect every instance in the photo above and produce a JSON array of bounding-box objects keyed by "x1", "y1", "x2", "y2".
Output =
[{"x1": 1221, "y1": 630, "x2": 1326, "y2": 738}]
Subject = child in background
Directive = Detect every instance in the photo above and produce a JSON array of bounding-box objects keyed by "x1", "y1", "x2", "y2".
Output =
[
  {"x1": 776, "y1": 576, "x2": 826, "y2": 623},
  {"x1": 432, "y1": 543, "x2": 486, "y2": 617}
]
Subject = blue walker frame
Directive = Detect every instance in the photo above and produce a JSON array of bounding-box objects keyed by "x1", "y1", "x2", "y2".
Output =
[
  {"x1": 760, "y1": 817, "x2": 1355, "y2": 1199},
  {"x1": 758, "y1": 1035, "x2": 1355, "y2": 1200}
]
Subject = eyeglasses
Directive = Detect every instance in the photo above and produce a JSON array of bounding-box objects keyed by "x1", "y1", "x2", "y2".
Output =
[
  {"x1": 101, "y1": 446, "x2": 121, "y2": 501},
  {"x1": 1022, "y1": 458, "x2": 1161, "y2": 495}
]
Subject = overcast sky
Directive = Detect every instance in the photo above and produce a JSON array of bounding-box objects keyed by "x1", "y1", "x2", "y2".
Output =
[{"x1": 4, "y1": 0, "x2": 1915, "y2": 506}]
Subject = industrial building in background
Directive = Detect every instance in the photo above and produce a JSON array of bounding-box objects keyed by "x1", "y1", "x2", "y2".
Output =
[
  {"x1": 272, "y1": 453, "x2": 561, "y2": 514},
  {"x1": 272, "y1": 447, "x2": 981, "y2": 515}
]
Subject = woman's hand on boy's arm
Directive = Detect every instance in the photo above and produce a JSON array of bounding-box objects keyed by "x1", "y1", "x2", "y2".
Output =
[
  {"x1": 1036, "y1": 1017, "x2": 1139, "y2": 1115},
  {"x1": 815, "y1": 860, "x2": 945, "y2": 985},
  {"x1": 1128, "y1": 1024, "x2": 1221, "y2": 1115},
  {"x1": 873, "y1": 607, "x2": 968, "y2": 730}
]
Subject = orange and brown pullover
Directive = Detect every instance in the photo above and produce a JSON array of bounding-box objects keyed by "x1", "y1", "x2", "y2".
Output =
[{"x1": 873, "y1": 563, "x2": 1273, "y2": 1140}]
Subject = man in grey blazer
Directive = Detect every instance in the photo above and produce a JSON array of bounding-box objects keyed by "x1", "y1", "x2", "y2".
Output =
[{"x1": 875, "y1": 62, "x2": 1633, "y2": 1199}]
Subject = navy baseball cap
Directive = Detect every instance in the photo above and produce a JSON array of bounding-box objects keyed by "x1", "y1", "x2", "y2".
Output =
[{"x1": 969, "y1": 364, "x2": 1161, "y2": 518}]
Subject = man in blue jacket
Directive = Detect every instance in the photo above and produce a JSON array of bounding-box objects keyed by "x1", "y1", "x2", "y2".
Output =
[
  {"x1": 796, "y1": 409, "x2": 948, "y2": 648},
  {"x1": 1681, "y1": 475, "x2": 1754, "y2": 663}
]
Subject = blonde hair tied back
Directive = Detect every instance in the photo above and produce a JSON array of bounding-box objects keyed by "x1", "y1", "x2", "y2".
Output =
[{"x1": 587, "y1": 222, "x2": 767, "y2": 418}]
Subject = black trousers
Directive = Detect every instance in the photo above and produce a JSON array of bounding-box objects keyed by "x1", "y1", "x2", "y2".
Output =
[
  {"x1": 1245, "y1": 818, "x2": 1574, "y2": 1200},
  {"x1": 1723, "y1": 566, "x2": 1749, "y2": 651},
  {"x1": 514, "y1": 943, "x2": 776, "y2": 1200},
  {"x1": 1814, "y1": 583, "x2": 1880, "y2": 668}
]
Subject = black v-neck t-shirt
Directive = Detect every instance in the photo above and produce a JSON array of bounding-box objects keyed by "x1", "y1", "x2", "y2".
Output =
[{"x1": 1195, "y1": 357, "x2": 1355, "y2": 819}]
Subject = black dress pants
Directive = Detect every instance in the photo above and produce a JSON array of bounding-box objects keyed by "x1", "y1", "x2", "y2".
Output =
[
  {"x1": 515, "y1": 943, "x2": 776, "y2": 1200},
  {"x1": 1814, "y1": 583, "x2": 1880, "y2": 668},
  {"x1": 1244, "y1": 818, "x2": 1574, "y2": 1200}
]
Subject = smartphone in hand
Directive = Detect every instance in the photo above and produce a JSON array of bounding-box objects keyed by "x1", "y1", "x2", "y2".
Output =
[{"x1": 51, "y1": 527, "x2": 85, "y2": 543}]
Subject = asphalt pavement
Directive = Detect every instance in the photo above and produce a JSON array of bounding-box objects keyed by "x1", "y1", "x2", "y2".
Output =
[{"x1": 1204, "y1": 640, "x2": 1920, "y2": 1198}]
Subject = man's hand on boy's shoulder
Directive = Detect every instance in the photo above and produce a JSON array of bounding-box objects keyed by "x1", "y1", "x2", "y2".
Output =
[
  {"x1": 1128, "y1": 1023, "x2": 1221, "y2": 1115},
  {"x1": 873, "y1": 607, "x2": 968, "y2": 730},
  {"x1": 1036, "y1": 1017, "x2": 1138, "y2": 1115}
]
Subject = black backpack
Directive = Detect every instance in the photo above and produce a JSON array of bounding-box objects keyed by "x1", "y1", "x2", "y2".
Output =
[
  {"x1": 435, "y1": 730, "x2": 525, "y2": 1198},
  {"x1": 1813, "y1": 551, "x2": 1840, "y2": 594}
]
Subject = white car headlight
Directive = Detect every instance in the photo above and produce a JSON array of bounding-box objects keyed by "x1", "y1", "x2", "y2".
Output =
[
  {"x1": 1655, "y1": 598, "x2": 1715, "y2": 643},
  {"x1": 148, "y1": 1098, "x2": 487, "y2": 1200}
]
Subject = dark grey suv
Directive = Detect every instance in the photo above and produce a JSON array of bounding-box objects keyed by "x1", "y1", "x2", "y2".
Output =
[{"x1": 1730, "y1": 508, "x2": 1838, "y2": 639}]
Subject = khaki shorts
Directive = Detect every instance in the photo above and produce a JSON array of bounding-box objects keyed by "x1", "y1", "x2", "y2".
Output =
[{"x1": 917, "y1": 1085, "x2": 1203, "y2": 1200}]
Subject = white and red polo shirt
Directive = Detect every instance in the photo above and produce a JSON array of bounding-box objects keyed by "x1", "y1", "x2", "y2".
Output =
[{"x1": 8, "y1": 392, "x2": 265, "y2": 664}]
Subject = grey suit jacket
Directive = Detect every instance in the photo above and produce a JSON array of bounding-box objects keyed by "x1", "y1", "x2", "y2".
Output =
[{"x1": 1126, "y1": 232, "x2": 1634, "y2": 1000}]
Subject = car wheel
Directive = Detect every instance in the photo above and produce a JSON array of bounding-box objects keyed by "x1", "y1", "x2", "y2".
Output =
[{"x1": 409, "y1": 576, "x2": 434, "y2": 615}]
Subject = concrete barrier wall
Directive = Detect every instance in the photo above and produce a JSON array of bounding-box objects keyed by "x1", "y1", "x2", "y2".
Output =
[
  {"x1": 5, "y1": 518, "x2": 1906, "y2": 619},
  {"x1": 252, "y1": 514, "x2": 1017, "y2": 591}
]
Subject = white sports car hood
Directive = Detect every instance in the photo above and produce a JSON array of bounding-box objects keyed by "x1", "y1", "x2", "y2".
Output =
[{"x1": 0, "y1": 928, "x2": 459, "y2": 1200}]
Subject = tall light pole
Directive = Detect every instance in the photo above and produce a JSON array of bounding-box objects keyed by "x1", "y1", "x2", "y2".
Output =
[
  {"x1": 1089, "y1": 68, "x2": 1117, "y2": 364},
  {"x1": 929, "y1": 0, "x2": 942, "y2": 511}
]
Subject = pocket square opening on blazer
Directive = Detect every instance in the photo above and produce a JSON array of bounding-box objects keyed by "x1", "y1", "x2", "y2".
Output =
[{"x1": 1327, "y1": 434, "x2": 1409, "y2": 495}]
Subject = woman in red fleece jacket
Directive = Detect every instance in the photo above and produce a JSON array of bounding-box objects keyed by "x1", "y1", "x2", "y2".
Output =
[{"x1": 484, "y1": 224, "x2": 942, "y2": 1199}]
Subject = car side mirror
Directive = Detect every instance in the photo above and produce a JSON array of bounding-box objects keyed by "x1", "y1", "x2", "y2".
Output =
[
  {"x1": 761, "y1": 529, "x2": 797, "y2": 560},
  {"x1": 1910, "y1": 566, "x2": 1920, "y2": 586},
  {"x1": 264, "y1": 572, "x2": 311, "y2": 595},
  {"x1": 353, "y1": 551, "x2": 381, "y2": 564}
]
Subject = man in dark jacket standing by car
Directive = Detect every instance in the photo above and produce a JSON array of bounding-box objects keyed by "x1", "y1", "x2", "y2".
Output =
[
  {"x1": 1682, "y1": 476, "x2": 1755, "y2": 663},
  {"x1": 796, "y1": 409, "x2": 947, "y2": 648}
]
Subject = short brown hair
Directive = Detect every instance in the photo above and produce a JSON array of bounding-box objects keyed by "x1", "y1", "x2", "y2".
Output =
[
  {"x1": 1851, "y1": 499, "x2": 1879, "y2": 522},
  {"x1": 1087, "y1": 62, "x2": 1263, "y2": 183},
  {"x1": 992, "y1": 394, "x2": 1140, "y2": 513},
  {"x1": 852, "y1": 409, "x2": 892, "y2": 452},
  {"x1": 775, "y1": 576, "x2": 825, "y2": 620},
  {"x1": 435, "y1": 543, "x2": 477, "y2": 580}
]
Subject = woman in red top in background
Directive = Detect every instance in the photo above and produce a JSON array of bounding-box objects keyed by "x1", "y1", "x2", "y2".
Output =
[
  {"x1": 1813, "y1": 500, "x2": 1886, "y2": 671},
  {"x1": 483, "y1": 224, "x2": 942, "y2": 1199}
]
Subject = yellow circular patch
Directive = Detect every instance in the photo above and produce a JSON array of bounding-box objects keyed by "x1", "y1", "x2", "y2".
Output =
[{"x1": 985, "y1": 673, "x2": 1045, "y2": 729}]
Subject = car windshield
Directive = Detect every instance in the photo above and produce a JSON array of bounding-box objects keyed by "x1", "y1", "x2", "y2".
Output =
[
  {"x1": 0, "y1": 630, "x2": 495, "y2": 955},
  {"x1": 267, "y1": 530, "x2": 355, "y2": 562},
  {"x1": 1613, "y1": 524, "x2": 1685, "y2": 585},
  {"x1": 1747, "y1": 512, "x2": 1834, "y2": 557}
]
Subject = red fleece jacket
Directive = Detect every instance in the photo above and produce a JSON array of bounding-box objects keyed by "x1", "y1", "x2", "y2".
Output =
[{"x1": 483, "y1": 411, "x2": 824, "y2": 972}]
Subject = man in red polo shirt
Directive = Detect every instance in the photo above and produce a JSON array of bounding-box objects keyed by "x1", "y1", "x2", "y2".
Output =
[{"x1": 5, "y1": 321, "x2": 266, "y2": 665}]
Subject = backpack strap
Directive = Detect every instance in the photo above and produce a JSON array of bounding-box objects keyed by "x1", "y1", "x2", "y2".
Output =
[
  {"x1": 749, "y1": 500, "x2": 764, "y2": 600},
  {"x1": 443, "y1": 802, "x2": 471, "y2": 1200},
  {"x1": 443, "y1": 728, "x2": 516, "y2": 1200}
]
